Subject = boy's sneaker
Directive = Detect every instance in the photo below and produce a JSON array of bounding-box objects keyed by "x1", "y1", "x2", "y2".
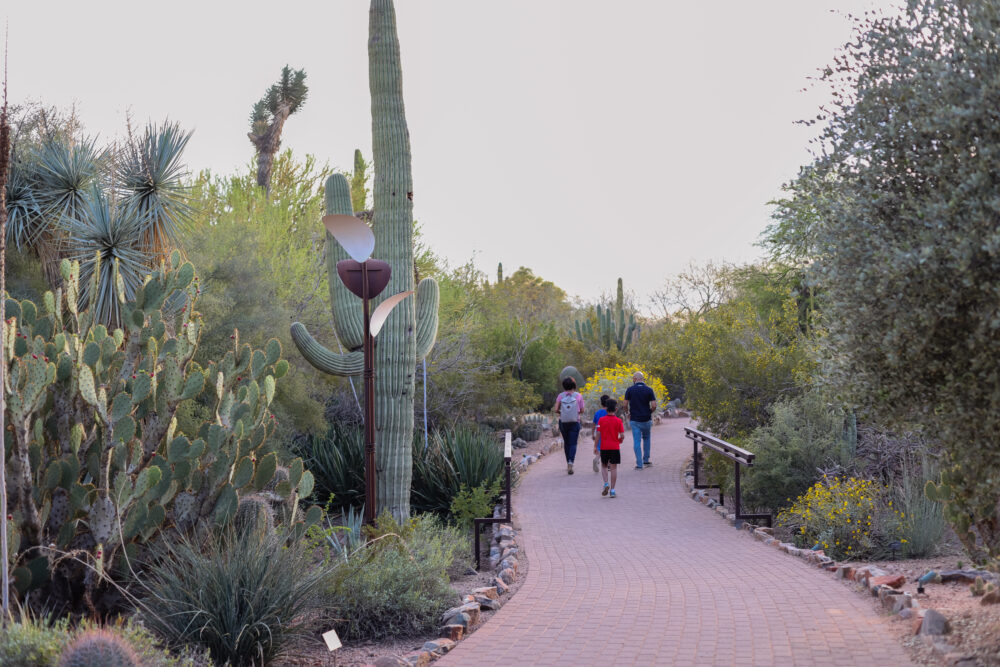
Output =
[
  {"x1": 634, "y1": 465, "x2": 643, "y2": 470},
  {"x1": 644, "y1": 460, "x2": 652, "y2": 466},
  {"x1": 593, "y1": 456, "x2": 600, "y2": 473},
  {"x1": 567, "y1": 462, "x2": 574, "y2": 475},
  {"x1": 609, "y1": 489, "x2": 617, "y2": 498},
  {"x1": 602, "y1": 483, "x2": 610, "y2": 496}
]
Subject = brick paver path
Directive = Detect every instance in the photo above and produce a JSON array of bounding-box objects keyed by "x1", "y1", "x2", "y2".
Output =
[{"x1": 438, "y1": 418, "x2": 912, "y2": 666}]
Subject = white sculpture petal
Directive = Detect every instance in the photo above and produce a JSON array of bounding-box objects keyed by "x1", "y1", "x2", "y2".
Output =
[
  {"x1": 323, "y1": 214, "x2": 374, "y2": 263},
  {"x1": 370, "y1": 291, "x2": 413, "y2": 338}
]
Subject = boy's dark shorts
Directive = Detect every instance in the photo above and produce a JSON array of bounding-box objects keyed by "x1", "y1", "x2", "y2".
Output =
[{"x1": 600, "y1": 449, "x2": 621, "y2": 465}]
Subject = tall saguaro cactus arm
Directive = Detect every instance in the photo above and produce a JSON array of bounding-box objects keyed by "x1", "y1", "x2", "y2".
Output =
[{"x1": 289, "y1": 174, "x2": 438, "y2": 378}]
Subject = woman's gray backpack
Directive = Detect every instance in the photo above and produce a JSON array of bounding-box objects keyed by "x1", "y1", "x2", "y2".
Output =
[{"x1": 559, "y1": 393, "x2": 578, "y2": 423}]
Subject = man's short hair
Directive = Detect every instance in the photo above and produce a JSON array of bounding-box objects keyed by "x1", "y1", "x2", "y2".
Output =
[
  {"x1": 562, "y1": 377, "x2": 576, "y2": 391},
  {"x1": 633, "y1": 371, "x2": 644, "y2": 381},
  {"x1": 605, "y1": 398, "x2": 618, "y2": 413}
]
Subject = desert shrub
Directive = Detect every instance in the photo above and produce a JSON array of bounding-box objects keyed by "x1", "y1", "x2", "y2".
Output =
[
  {"x1": 736, "y1": 392, "x2": 854, "y2": 513},
  {"x1": 449, "y1": 478, "x2": 503, "y2": 531},
  {"x1": 896, "y1": 455, "x2": 945, "y2": 558},
  {"x1": 778, "y1": 476, "x2": 905, "y2": 560},
  {"x1": 139, "y1": 528, "x2": 322, "y2": 666},
  {"x1": 303, "y1": 424, "x2": 365, "y2": 511},
  {"x1": 411, "y1": 426, "x2": 511, "y2": 517},
  {"x1": 323, "y1": 513, "x2": 468, "y2": 641},
  {"x1": 0, "y1": 614, "x2": 70, "y2": 667}
]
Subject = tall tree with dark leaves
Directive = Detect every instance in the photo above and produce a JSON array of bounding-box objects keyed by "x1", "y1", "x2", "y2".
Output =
[{"x1": 248, "y1": 66, "x2": 308, "y2": 198}]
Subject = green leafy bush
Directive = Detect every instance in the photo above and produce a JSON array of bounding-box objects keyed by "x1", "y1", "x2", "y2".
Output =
[
  {"x1": 139, "y1": 528, "x2": 323, "y2": 666},
  {"x1": 449, "y1": 479, "x2": 503, "y2": 531},
  {"x1": 0, "y1": 615, "x2": 69, "y2": 667},
  {"x1": 737, "y1": 392, "x2": 853, "y2": 513},
  {"x1": 411, "y1": 426, "x2": 511, "y2": 516},
  {"x1": 323, "y1": 514, "x2": 468, "y2": 641}
]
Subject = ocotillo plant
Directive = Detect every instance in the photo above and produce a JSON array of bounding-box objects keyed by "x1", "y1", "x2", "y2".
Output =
[
  {"x1": 575, "y1": 277, "x2": 637, "y2": 352},
  {"x1": 291, "y1": 0, "x2": 439, "y2": 521}
]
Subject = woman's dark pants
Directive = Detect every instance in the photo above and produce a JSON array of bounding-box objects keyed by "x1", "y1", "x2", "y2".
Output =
[{"x1": 559, "y1": 421, "x2": 580, "y2": 464}]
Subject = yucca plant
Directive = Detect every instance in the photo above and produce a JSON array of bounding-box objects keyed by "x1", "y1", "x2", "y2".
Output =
[
  {"x1": 140, "y1": 528, "x2": 322, "y2": 667},
  {"x1": 411, "y1": 426, "x2": 512, "y2": 517},
  {"x1": 3, "y1": 121, "x2": 192, "y2": 326},
  {"x1": 117, "y1": 121, "x2": 193, "y2": 255}
]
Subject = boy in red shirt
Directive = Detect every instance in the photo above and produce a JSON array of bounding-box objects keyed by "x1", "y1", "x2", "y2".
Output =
[{"x1": 594, "y1": 398, "x2": 625, "y2": 497}]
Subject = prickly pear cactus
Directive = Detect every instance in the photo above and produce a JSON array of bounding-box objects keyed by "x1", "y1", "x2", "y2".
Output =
[
  {"x1": 290, "y1": 0, "x2": 439, "y2": 521},
  {"x1": 59, "y1": 629, "x2": 140, "y2": 667},
  {"x1": 2, "y1": 253, "x2": 321, "y2": 613}
]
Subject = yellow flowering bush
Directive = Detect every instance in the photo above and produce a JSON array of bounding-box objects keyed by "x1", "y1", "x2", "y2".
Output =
[
  {"x1": 581, "y1": 364, "x2": 667, "y2": 419},
  {"x1": 777, "y1": 476, "x2": 905, "y2": 561}
]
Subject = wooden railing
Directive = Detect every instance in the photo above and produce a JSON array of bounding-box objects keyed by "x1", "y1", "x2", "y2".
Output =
[
  {"x1": 473, "y1": 430, "x2": 513, "y2": 569},
  {"x1": 685, "y1": 427, "x2": 771, "y2": 527}
]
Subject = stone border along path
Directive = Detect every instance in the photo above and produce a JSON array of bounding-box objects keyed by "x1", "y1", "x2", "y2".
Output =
[{"x1": 437, "y1": 418, "x2": 913, "y2": 666}]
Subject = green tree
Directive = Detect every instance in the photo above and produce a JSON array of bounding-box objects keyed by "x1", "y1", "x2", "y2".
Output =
[
  {"x1": 181, "y1": 151, "x2": 333, "y2": 444},
  {"x1": 785, "y1": 0, "x2": 1000, "y2": 560},
  {"x1": 248, "y1": 66, "x2": 308, "y2": 198}
]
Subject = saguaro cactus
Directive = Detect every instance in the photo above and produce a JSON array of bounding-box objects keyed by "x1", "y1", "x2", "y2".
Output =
[{"x1": 291, "y1": 0, "x2": 439, "y2": 520}]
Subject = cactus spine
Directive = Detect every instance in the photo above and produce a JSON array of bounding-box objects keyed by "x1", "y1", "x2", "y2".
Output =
[
  {"x1": 291, "y1": 0, "x2": 439, "y2": 521},
  {"x1": 574, "y1": 277, "x2": 636, "y2": 352}
]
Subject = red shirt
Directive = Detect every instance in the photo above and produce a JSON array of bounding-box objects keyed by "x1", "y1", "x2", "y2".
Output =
[{"x1": 596, "y1": 414, "x2": 625, "y2": 450}]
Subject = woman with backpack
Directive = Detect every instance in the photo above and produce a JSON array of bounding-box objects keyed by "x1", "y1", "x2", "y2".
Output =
[{"x1": 553, "y1": 377, "x2": 585, "y2": 474}]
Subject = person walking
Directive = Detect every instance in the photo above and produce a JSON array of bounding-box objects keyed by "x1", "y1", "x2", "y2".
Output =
[
  {"x1": 553, "y1": 377, "x2": 584, "y2": 474},
  {"x1": 624, "y1": 371, "x2": 657, "y2": 469},
  {"x1": 595, "y1": 398, "x2": 625, "y2": 497},
  {"x1": 591, "y1": 394, "x2": 610, "y2": 473}
]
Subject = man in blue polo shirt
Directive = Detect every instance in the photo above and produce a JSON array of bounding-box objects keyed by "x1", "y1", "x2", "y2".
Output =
[{"x1": 624, "y1": 371, "x2": 657, "y2": 469}]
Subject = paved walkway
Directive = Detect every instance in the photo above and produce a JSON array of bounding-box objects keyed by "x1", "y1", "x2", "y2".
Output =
[{"x1": 439, "y1": 418, "x2": 912, "y2": 666}]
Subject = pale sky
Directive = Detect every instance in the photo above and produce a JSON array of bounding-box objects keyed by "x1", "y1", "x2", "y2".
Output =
[{"x1": 6, "y1": 1, "x2": 900, "y2": 309}]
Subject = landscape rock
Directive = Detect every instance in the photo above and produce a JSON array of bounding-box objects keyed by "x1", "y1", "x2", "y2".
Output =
[
  {"x1": 374, "y1": 657, "x2": 410, "y2": 667},
  {"x1": 494, "y1": 577, "x2": 510, "y2": 595},
  {"x1": 919, "y1": 609, "x2": 950, "y2": 636},
  {"x1": 871, "y1": 574, "x2": 905, "y2": 589},
  {"x1": 438, "y1": 624, "x2": 465, "y2": 641},
  {"x1": 422, "y1": 638, "x2": 456, "y2": 656},
  {"x1": 981, "y1": 589, "x2": 1000, "y2": 605},
  {"x1": 475, "y1": 594, "x2": 501, "y2": 611},
  {"x1": 939, "y1": 569, "x2": 995, "y2": 584},
  {"x1": 499, "y1": 557, "x2": 519, "y2": 574},
  {"x1": 472, "y1": 586, "x2": 499, "y2": 600},
  {"x1": 898, "y1": 608, "x2": 914, "y2": 620},
  {"x1": 400, "y1": 651, "x2": 431, "y2": 667},
  {"x1": 498, "y1": 568, "x2": 516, "y2": 585},
  {"x1": 441, "y1": 611, "x2": 472, "y2": 629},
  {"x1": 511, "y1": 437, "x2": 528, "y2": 449}
]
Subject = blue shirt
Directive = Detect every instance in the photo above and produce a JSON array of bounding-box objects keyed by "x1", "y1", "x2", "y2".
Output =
[
  {"x1": 624, "y1": 382, "x2": 656, "y2": 422},
  {"x1": 592, "y1": 408, "x2": 608, "y2": 425}
]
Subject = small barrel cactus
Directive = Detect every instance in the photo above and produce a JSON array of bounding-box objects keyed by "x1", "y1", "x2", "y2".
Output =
[
  {"x1": 234, "y1": 494, "x2": 275, "y2": 537},
  {"x1": 59, "y1": 629, "x2": 140, "y2": 667}
]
